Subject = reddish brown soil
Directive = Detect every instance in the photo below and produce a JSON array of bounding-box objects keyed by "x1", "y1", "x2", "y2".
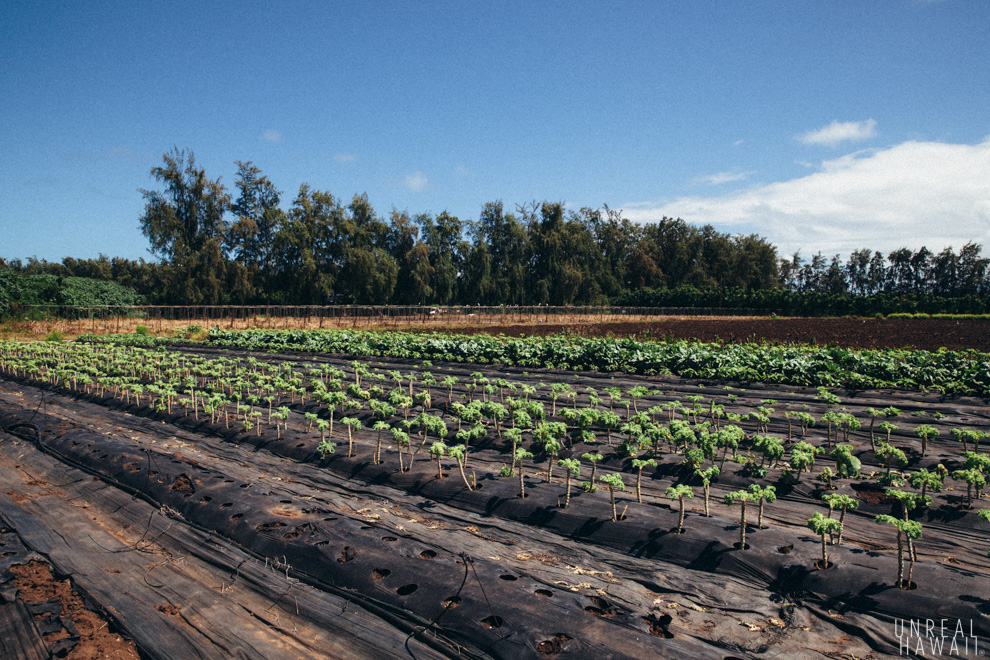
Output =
[
  {"x1": 427, "y1": 317, "x2": 990, "y2": 352},
  {"x1": 9, "y1": 560, "x2": 140, "y2": 660}
]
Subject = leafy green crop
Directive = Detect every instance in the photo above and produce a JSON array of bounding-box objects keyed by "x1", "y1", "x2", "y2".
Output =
[{"x1": 194, "y1": 328, "x2": 990, "y2": 396}]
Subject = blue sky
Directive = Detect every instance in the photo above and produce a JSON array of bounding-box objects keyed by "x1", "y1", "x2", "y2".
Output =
[{"x1": 2, "y1": 0, "x2": 989, "y2": 263}]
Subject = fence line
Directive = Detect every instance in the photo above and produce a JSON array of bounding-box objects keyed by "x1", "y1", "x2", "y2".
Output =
[{"x1": 20, "y1": 304, "x2": 772, "y2": 334}]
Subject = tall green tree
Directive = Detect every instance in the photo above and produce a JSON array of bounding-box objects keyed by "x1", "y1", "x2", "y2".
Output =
[
  {"x1": 226, "y1": 161, "x2": 283, "y2": 302},
  {"x1": 138, "y1": 148, "x2": 230, "y2": 303}
]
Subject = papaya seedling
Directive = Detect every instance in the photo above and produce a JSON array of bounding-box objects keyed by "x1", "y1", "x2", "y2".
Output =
[
  {"x1": 317, "y1": 436, "x2": 336, "y2": 458},
  {"x1": 807, "y1": 512, "x2": 842, "y2": 569},
  {"x1": 821, "y1": 493, "x2": 858, "y2": 544},
  {"x1": 372, "y1": 421, "x2": 390, "y2": 465},
  {"x1": 952, "y1": 468, "x2": 986, "y2": 509},
  {"x1": 694, "y1": 465, "x2": 719, "y2": 517},
  {"x1": 392, "y1": 428, "x2": 411, "y2": 472},
  {"x1": 725, "y1": 489, "x2": 754, "y2": 549},
  {"x1": 748, "y1": 484, "x2": 776, "y2": 529},
  {"x1": 631, "y1": 458, "x2": 657, "y2": 503},
  {"x1": 908, "y1": 467, "x2": 943, "y2": 504},
  {"x1": 341, "y1": 417, "x2": 362, "y2": 457},
  {"x1": 829, "y1": 444, "x2": 862, "y2": 479},
  {"x1": 876, "y1": 442, "x2": 907, "y2": 486},
  {"x1": 914, "y1": 424, "x2": 939, "y2": 458},
  {"x1": 515, "y1": 448, "x2": 534, "y2": 498},
  {"x1": 875, "y1": 515, "x2": 922, "y2": 589},
  {"x1": 878, "y1": 420, "x2": 898, "y2": 445},
  {"x1": 666, "y1": 484, "x2": 694, "y2": 533},
  {"x1": 429, "y1": 441, "x2": 447, "y2": 479},
  {"x1": 599, "y1": 473, "x2": 625, "y2": 521},
  {"x1": 581, "y1": 452, "x2": 603, "y2": 483},
  {"x1": 447, "y1": 444, "x2": 474, "y2": 490},
  {"x1": 558, "y1": 458, "x2": 580, "y2": 508},
  {"x1": 503, "y1": 427, "x2": 522, "y2": 475}
]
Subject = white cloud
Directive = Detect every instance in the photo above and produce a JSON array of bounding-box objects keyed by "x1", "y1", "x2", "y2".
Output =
[
  {"x1": 694, "y1": 170, "x2": 752, "y2": 185},
  {"x1": 262, "y1": 129, "x2": 283, "y2": 143},
  {"x1": 621, "y1": 137, "x2": 990, "y2": 256},
  {"x1": 798, "y1": 119, "x2": 877, "y2": 147},
  {"x1": 403, "y1": 171, "x2": 429, "y2": 192},
  {"x1": 455, "y1": 165, "x2": 474, "y2": 177},
  {"x1": 334, "y1": 152, "x2": 357, "y2": 163}
]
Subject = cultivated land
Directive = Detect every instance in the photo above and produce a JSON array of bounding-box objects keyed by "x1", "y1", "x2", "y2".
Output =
[
  {"x1": 6, "y1": 314, "x2": 990, "y2": 353},
  {"x1": 1, "y1": 325, "x2": 989, "y2": 659}
]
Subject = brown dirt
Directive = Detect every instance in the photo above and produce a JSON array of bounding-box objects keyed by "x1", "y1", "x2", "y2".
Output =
[
  {"x1": 421, "y1": 317, "x2": 990, "y2": 352},
  {"x1": 9, "y1": 560, "x2": 140, "y2": 660}
]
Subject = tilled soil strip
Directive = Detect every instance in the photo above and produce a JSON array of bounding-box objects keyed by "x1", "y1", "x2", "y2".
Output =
[
  {"x1": 0, "y1": 378, "x2": 944, "y2": 651},
  {"x1": 0, "y1": 430, "x2": 450, "y2": 659}
]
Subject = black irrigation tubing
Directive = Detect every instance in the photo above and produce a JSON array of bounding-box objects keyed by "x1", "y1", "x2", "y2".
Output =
[{"x1": 0, "y1": 418, "x2": 493, "y2": 660}]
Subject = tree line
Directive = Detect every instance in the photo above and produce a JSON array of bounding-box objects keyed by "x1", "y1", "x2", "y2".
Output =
[{"x1": 2, "y1": 147, "x2": 989, "y2": 312}]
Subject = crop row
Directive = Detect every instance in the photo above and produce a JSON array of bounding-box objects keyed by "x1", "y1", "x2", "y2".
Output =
[
  {"x1": 2, "y1": 338, "x2": 989, "y2": 585},
  {"x1": 80, "y1": 327, "x2": 990, "y2": 396}
]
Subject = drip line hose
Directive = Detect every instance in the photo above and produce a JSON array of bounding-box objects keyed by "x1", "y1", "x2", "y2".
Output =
[{"x1": 0, "y1": 414, "x2": 491, "y2": 660}]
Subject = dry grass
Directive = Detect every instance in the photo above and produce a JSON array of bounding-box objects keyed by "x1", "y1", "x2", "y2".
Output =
[{"x1": 1, "y1": 311, "x2": 709, "y2": 340}]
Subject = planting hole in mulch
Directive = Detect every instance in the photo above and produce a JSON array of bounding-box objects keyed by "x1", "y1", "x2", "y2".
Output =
[
  {"x1": 643, "y1": 613, "x2": 675, "y2": 638},
  {"x1": 480, "y1": 615, "x2": 504, "y2": 629},
  {"x1": 419, "y1": 549, "x2": 437, "y2": 559},
  {"x1": 499, "y1": 574, "x2": 518, "y2": 581},
  {"x1": 442, "y1": 596, "x2": 461, "y2": 609},
  {"x1": 585, "y1": 596, "x2": 618, "y2": 618},
  {"x1": 373, "y1": 568, "x2": 391, "y2": 580},
  {"x1": 535, "y1": 589, "x2": 554, "y2": 598},
  {"x1": 396, "y1": 583, "x2": 418, "y2": 596},
  {"x1": 536, "y1": 633, "x2": 573, "y2": 655}
]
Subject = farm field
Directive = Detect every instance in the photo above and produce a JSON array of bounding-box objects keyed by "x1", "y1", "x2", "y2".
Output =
[
  {"x1": 1, "y1": 334, "x2": 989, "y2": 658},
  {"x1": 432, "y1": 317, "x2": 990, "y2": 353},
  {"x1": 5, "y1": 312, "x2": 990, "y2": 354}
]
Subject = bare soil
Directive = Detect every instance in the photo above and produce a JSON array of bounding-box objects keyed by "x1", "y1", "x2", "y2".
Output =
[
  {"x1": 7, "y1": 561, "x2": 140, "y2": 660},
  {"x1": 422, "y1": 317, "x2": 990, "y2": 352}
]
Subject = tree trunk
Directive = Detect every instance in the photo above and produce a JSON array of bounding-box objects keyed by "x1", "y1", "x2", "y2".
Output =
[
  {"x1": 519, "y1": 468, "x2": 526, "y2": 498},
  {"x1": 739, "y1": 501, "x2": 747, "y2": 548},
  {"x1": 457, "y1": 458, "x2": 472, "y2": 490},
  {"x1": 896, "y1": 531, "x2": 905, "y2": 588},
  {"x1": 821, "y1": 534, "x2": 828, "y2": 568},
  {"x1": 610, "y1": 489, "x2": 618, "y2": 522},
  {"x1": 703, "y1": 484, "x2": 710, "y2": 517},
  {"x1": 677, "y1": 498, "x2": 686, "y2": 533},
  {"x1": 837, "y1": 508, "x2": 847, "y2": 545},
  {"x1": 563, "y1": 474, "x2": 572, "y2": 508},
  {"x1": 636, "y1": 470, "x2": 643, "y2": 504}
]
